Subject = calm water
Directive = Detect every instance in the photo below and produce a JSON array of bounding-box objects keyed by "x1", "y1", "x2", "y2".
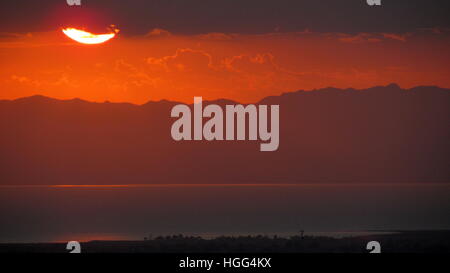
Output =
[{"x1": 0, "y1": 183, "x2": 449, "y2": 243}]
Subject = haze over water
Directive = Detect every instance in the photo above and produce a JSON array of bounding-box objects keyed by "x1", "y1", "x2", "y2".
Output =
[{"x1": 1, "y1": 183, "x2": 449, "y2": 243}]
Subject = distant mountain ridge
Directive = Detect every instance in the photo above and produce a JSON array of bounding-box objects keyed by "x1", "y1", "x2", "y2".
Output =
[
  {"x1": 0, "y1": 84, "x2": 449, "y2": 185},
  {"x1": 1, "y1": 83, "x2": 446, "y2": 106}
]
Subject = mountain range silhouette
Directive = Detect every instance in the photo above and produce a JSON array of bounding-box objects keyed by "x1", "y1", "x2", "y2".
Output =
[{"x1": 0, "y1": 84, "x2": 448, "y2": 185}]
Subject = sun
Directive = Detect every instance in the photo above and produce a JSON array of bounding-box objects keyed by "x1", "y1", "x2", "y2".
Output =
[{"x1": 62, "y1": 27, "x2": 118, "y2": 44}]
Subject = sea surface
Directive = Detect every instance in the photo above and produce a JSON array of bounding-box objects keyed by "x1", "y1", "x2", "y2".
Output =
[{"x1": 0, "y1": 183, "x2": 449, "y2": 243}]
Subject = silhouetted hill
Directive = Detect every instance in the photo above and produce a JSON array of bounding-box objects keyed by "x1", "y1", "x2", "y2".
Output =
[{"x1": 0, "y1": 84, "x2": 448, "y2": 185}]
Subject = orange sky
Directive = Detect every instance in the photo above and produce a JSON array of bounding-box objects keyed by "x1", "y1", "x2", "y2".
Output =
[{"x1": 0, "y1": 27, "x2": 449, "y2": 103}]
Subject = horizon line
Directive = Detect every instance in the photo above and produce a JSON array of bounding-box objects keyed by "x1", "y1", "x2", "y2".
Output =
[{"x1": 0, "y1": 183, "x2": 449, "y2": 189}]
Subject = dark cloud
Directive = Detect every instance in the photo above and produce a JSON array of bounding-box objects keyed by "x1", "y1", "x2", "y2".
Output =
[{"x1": 1, "y1": 0, "x2": 450, "y2": 35}]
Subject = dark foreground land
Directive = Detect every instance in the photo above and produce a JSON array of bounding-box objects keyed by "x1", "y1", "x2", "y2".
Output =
[{"x1": 0, "y1": 231, "x2": 449, "y2": 253}]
